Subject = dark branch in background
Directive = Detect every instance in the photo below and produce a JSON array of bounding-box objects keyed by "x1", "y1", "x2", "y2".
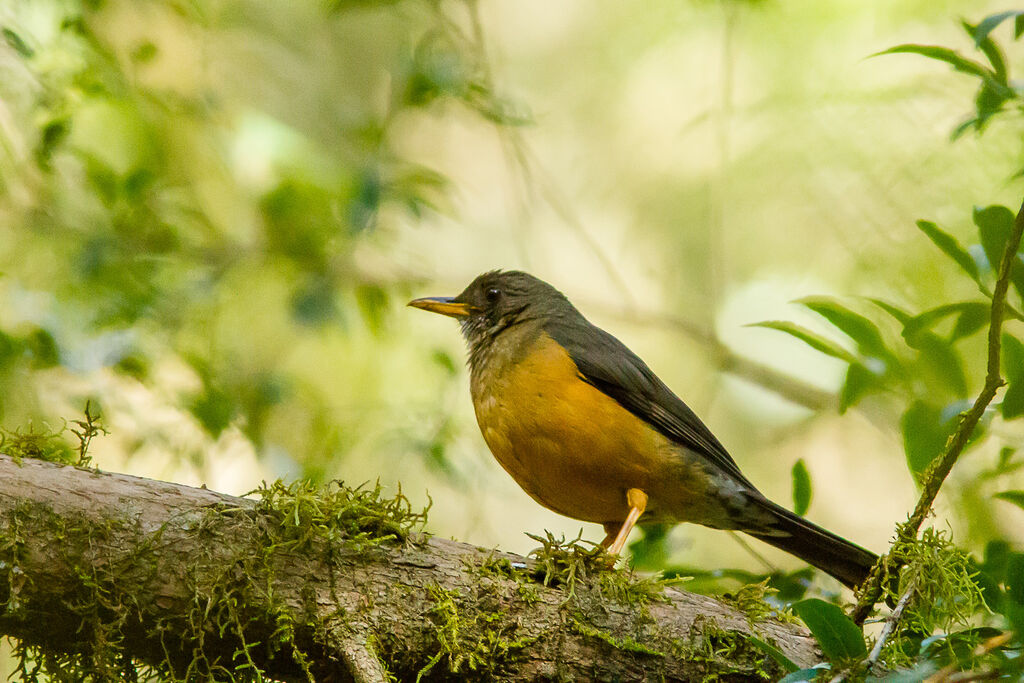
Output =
[
  {"x1": 851, "y1": 197, "x2": 1024, "y2": 625},
  {"x1": 0, "y1": 455, "x2": 822, "y2": 681}
]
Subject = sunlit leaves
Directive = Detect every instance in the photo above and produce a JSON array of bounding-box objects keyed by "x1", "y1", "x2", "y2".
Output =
[
  {"x1": 798, "y1": 297, "x2": 894, "y2": 363},
  {"x1": 880, "y1": 12, "x2": 1024, "y2": 138},
  {"x1": 0, "y1": 0, "x2": 521, "y2": 452},
  {"x1": 791, "y1": 297, "x2": 899, "y2": 412}
]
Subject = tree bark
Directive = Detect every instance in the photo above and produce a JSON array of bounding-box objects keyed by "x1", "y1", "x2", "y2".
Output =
[{"x1": 0, "y1": 454, "x2": 822, "y2": 681}]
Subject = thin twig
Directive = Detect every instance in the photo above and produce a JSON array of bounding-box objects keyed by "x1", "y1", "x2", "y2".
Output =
[
  {"x1": 865, "y1": 577, "x2": 917, "y2": 672},
  {"x1": 830, "y1": 578, "x2": 915, "y2": 682},
  {"x1": 851, "y1": 197, "x2": 1024, "y2": 624}
]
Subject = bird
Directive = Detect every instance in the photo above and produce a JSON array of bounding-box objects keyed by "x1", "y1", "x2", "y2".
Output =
[{"x1": 409, "y1": 270, "x2": 878, "y2": 589}]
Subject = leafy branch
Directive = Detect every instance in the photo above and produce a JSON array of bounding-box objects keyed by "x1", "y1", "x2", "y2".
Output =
[{"x1": 850, "y1": 197, "x2": 1024, "y2": 623}]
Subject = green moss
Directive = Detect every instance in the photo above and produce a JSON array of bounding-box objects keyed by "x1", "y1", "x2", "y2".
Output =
[
  {"x1": 416, "y1": 583, "x2": 536, "y2": 681},
  {"x1": 1, "y1": 402, "x2": 104, "y2": 467},
  {"x1": 717, "y1": 577, "x2": 796, "y2": 625},
  {"x1": 525, "y1": 530, "x2": 619, "y2": 599},
  {"x1": 465, "y1": 553, "x2": 542, "y2": 606},
  {"x1": 569, "y1": 615, "x2": 665, "y2": 657},
  {"x1": 0, "y1": 429, "x2": 432, "y2": 681},
  {"x1": 673, "y1": 620, "x2": 782, "y2": 681},
  {"x1": 878, "y1": 526, "x2": 986, "y2": 669},
  {"x1": 251, "y1": 478, "x2": 430, "y2": 551}
]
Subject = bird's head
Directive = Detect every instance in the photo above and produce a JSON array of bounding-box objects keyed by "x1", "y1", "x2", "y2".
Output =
[{"x1": 409, "y1": 270, "x2": 575, "y2": 356}]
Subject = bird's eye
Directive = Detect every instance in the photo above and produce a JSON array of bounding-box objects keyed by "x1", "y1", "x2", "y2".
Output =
[{"x1": 485, "y1": 287, "x2": 501, "y2": 303}]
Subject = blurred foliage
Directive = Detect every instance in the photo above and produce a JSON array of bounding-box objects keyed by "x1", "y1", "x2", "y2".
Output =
[{"x1": 0, "y1": 0, "x2": 520, "y2": 476}]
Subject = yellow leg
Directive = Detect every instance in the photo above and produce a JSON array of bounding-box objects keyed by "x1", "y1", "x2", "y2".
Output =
[{"x1": 605, "y1": 488, "x2": 648, "y2": 555}]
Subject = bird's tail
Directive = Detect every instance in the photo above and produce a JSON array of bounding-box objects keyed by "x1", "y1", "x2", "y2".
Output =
[{"x1": 743, "y1": 496, "x2": 878, "y2": 590}]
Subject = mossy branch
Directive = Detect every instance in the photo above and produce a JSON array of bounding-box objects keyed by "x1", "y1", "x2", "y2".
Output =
[
  {"x1": 0, "y1": 454, "x2": 823, "y2": 681},
  {"x1": 851, "y1": 197, "x2": 1024, "y2": 625}
]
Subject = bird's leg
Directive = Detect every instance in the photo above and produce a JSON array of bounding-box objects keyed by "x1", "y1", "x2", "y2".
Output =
[{"x1": 605, "y1": 488, "x2": 648, "y2": 555}]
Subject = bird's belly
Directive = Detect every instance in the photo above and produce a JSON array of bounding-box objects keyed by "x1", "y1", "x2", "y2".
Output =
[{"x1": 471, "y1": 334, "x2": 712, "y2": 524}]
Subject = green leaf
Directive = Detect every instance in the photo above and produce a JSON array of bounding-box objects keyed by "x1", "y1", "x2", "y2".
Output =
[
  {"x1": 355, "y1": 284, "x2": 389, "y2": 335},
  {"x1": 903, "y1": 302, "x2": 988, "y2": 345},
  {"x1": 750, "y1": 321, "x2": 857, "y2": 364},
  {"x1": 1004, "y1": 333, "x2": 1024, "y2": 371},
  {"x1": 971, "y1": 566, "x2": 1003, "y2": 612},
  {"x1": 839, "y1": 362, "x2": 876, "y2": 414},
  {"x1": 902, "y1": 401, "x2": 952, "y2": 483},
  {"x1": 973, "y1": 79, "x2": 1014, "y2": 133},
  {"x1": 916, "y1": 220, "x2": 980, "y2": 282},
  {"x1": 875, "y1": 44, "x2": 992, "y2": 79},
  {"x1": 431, "y1": 349, "x2": 458, "y2": 376},
  {"x1": 799, "y1": 297, "x2": 893, "y2": 361},
  {"x1": 962, "y1": 19, "x2": 1008, "y2": 82},
  {"x1": 1007, "y1": 553, "x2": 1024, "y2": 606},
  {"x1": 997, "y1": 447, "x2": 1019, "y2": 473},
  {"x1": 950, "y1": 303, "x2": 989, "y2": 340},
  {"x1": 984, "y1": 540, "x2": 1011, "y2": 578},
  {"x1": 190, "y1": 385, "x2": 235, "y2": 437},
  {"x1": 994, "y1": 490, "x2": 1024, "y2": 511},
  {"x1": 1002, "y1": 334, "x2": 1024, "y2": 419},
  {"x1": 791, "y1": 459, "x2": 812, "y2": 516},
  {"x1": 869, "y1": 298, "x2": 912, "y2": 325},
  {"x1": 1003, "y1": 379, "x2": 1024, "y2": 419},
  {"x1": 1, "y1": 28, "x2": 33, "y2": 58},
  {"x1": 973, "y1": 205, "x2": 1016, "y2": 271},
  {"x1": 778, "y1": 669, "x2": 823, "y2": 683},
  {"x1": 27, "y1": 328, "x2": 59, "y2": 369},
  {"x1": 746, "y1": 636, "x2": 798, "y2": 674},
  {"x1": 792, "y1": 598, "x2": 867, "y2": 660},
  {"x1": 972, "y1": 11, "x2": 1024, "y2": 46},
  {"x1": 915, "y1": 334, "x2": 968, "y2": 398}
]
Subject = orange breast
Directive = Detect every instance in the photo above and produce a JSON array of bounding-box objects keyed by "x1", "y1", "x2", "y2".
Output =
[{"x1": 470, "y1": 332, "x2": 675, "y2": 524}]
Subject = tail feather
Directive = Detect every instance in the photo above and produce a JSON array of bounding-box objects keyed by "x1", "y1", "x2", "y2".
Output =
[{"x1": 743, "y1": 496, "x2": 878, "y2": 590}]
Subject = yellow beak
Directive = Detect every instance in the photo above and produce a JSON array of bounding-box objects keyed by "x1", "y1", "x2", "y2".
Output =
[{"x1": 408, "y1": 297, "x2": 475, "y2": 318}]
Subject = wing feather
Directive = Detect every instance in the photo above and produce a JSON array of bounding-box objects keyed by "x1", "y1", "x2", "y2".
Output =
[{"x1": 545, "y1": 316, "x2": 757, "y2": 490}]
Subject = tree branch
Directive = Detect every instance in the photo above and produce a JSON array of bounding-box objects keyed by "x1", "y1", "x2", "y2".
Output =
[
  {"x1": 0, "y1": 455, "x2": 822, "y2": 681},
  {"x1": 851, "y1": 197, "x2": 1024, "y2": 624}
]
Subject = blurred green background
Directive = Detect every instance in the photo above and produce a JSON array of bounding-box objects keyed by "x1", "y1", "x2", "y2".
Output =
[{"x1": 0, "y1": 0, "x2": 1021, "y2": 599}]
